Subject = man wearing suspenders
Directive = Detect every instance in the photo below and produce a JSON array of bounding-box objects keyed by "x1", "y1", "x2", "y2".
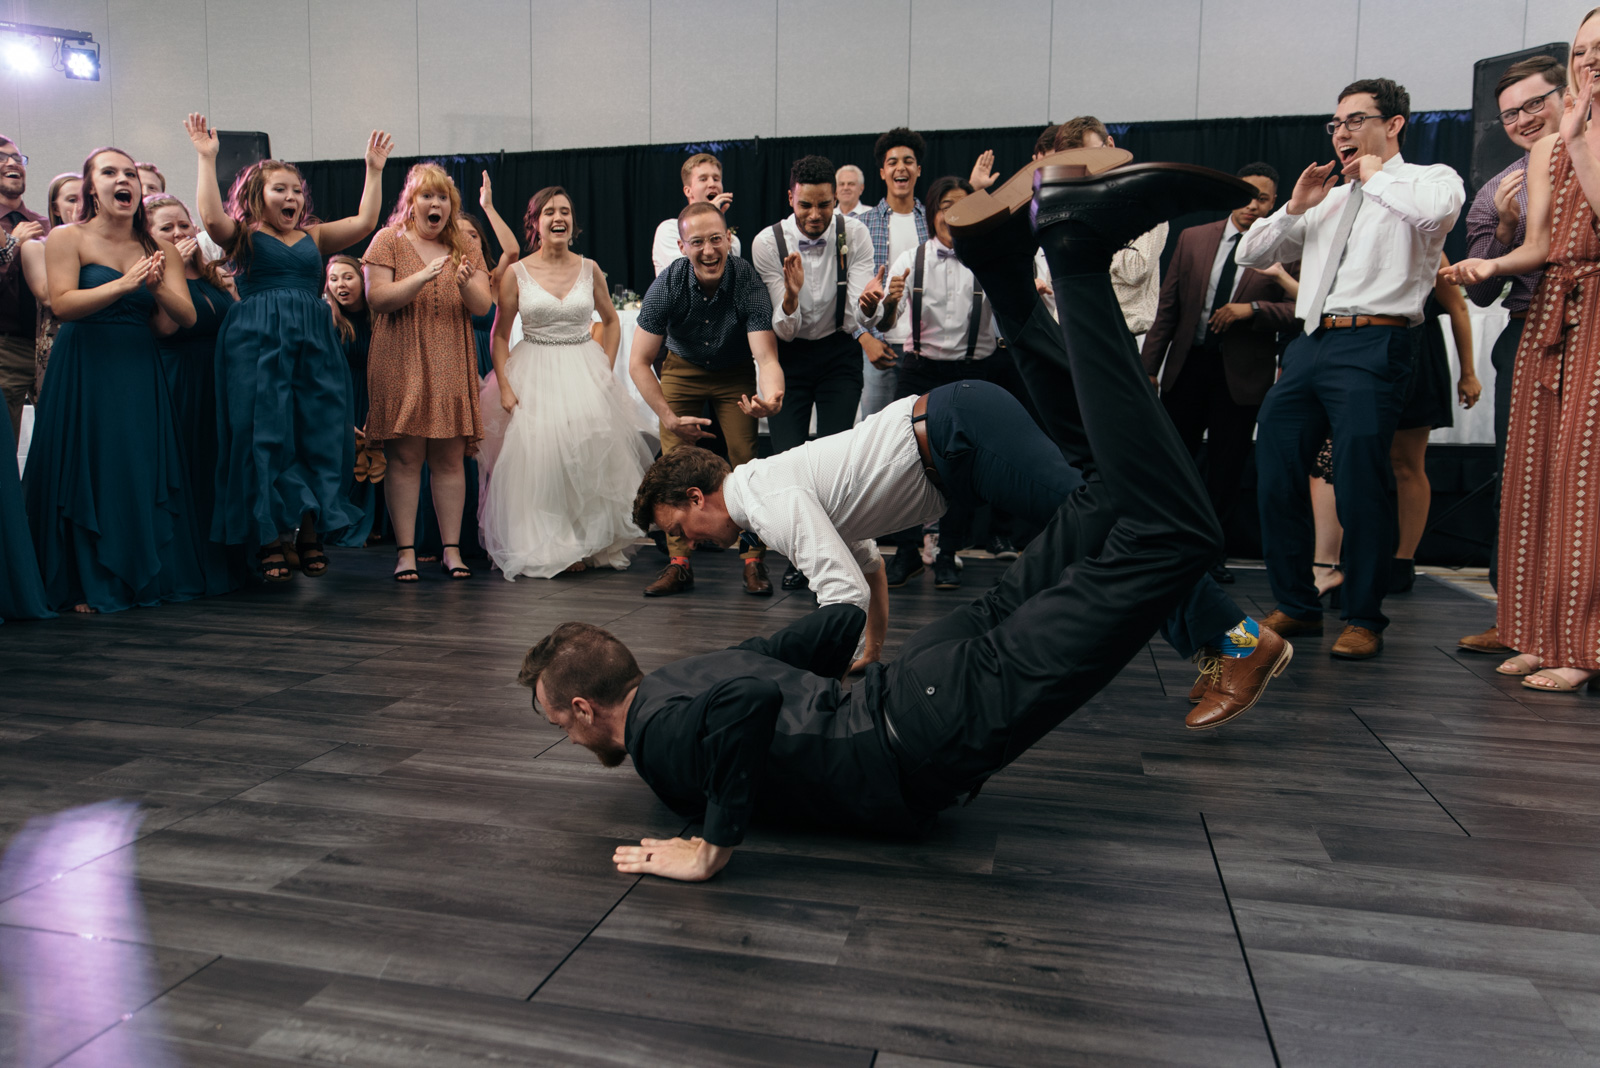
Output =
[
  {"x1": 876, "y1": 176, "x2": 1008, "y2": 590},
  {"x1": 752, "y1": 156, "x2": 890, "y2": 589}
]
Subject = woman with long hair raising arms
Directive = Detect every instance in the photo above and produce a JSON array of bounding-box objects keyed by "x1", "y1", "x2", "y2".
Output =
[
  {"x1": 184, "y1": 113, "x2": 392, "y2": 583},
  {"x1": 362, "y1": 163, "x2": 490, "y2": 583},
  {"x1": 24, "y1": 148, "x2": 200, "y2": 613},
  {"x1": 1445, "y1": 10, "x2": 1600, "y2": 693}
]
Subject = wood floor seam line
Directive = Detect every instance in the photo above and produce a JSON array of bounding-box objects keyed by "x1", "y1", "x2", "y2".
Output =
[
  {"x1": 39, "y1": 952, "x2": 222, "y2": 1068},
  {"x1": 1200, "y1": 811, "x2": 1282, "y2": 1068},
  {"x1": 1348, "y1": 706, "x2": 1473, "y2": 837}
]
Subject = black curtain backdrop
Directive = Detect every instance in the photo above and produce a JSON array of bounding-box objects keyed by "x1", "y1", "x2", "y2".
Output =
[{"x1": 293, "y1": 109, "x2": 1475, "y2": 296}]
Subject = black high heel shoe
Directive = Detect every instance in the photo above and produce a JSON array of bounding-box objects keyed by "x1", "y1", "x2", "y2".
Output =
[
  {"x1": 440, "y1": 543, "x2": 472, "y2": 580},
  {"x1": 394, "y1": 544, "x2": 419, "y2": 583},
  {"x1": 1314, "y1": 561, "x2": 1342, "y2": 609}
]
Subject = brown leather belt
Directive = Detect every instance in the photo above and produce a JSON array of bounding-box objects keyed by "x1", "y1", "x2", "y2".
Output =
[
  {"x1": 1320, "y1": 314, "x2": 1409, "y2": 330},
  {"x1": 911, "y1": 394, "x2": 944, "y2": 491},
  {"x1": 1509, "y1": 310, "x2": 1529, "y2": 321}
]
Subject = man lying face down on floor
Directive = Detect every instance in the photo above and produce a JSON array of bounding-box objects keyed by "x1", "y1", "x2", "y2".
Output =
[{"x1": 519, "y1": 157, "x2": 1259, "y2": 881}]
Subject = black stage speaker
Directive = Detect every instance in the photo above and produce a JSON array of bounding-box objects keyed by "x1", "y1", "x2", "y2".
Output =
[
  {"x1": 1471, "y1": 42, "x2": 1568, "y2": 190},
  {"x1": 214, "y1": 130, "x2": 271, "y2": 196}
]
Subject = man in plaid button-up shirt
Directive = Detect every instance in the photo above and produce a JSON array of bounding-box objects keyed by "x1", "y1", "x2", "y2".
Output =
[{"x1": 856, "y1": 128, "x2": 928, "y2": 417}]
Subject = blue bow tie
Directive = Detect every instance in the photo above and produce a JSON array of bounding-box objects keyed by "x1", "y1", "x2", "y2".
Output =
[
  {"x1": 935, "y1": 245, "x2": 958, "y2": 260},
  {"x1": 797, "y1": 236, "x2": 827, "y2": 251}
]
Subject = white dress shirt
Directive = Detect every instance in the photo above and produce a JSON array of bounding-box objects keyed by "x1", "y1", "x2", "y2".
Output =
[
  {"x1": 1195, "y1": 218, "x2": 1243, "y2": 344},
  {"x1": 882, "y1": 238, "x2": 998, "y2": 359},
  {"x1": 721, "y1": 394, "x2": 945, "y2": 623},
  {"x1": 750, "y1": 213, "x2": 879, "y2": 341},
  {"x1": 652, "y1": 217, "x2": 742, "y2": 277},
  {"x1": 1236, "y1": 153, "x2": 1464, "y2": 326},
  {"x1": 1110, "y1": 223, "x2": 1167, "y2": 335},
  {"x1": 837, "y1": 203, "x2": 872, "y2": 221}
]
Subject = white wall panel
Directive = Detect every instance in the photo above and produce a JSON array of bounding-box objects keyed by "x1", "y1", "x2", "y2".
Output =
[
  {"x1": 1051, "y1": 0, "x2": 1201, "y2": 123},
  {"x1": 775, "y1": 0, "x2": 909, "y2": 137},
  {"x1": 529, "y1": 0, "x2": 650, "y2": 150},
  {"x1": 1198, "y1": 0, "x2": 1358, "y2": 119},
  {"x1": 651, "y1": 0, "x2": 777, "y2": 143},
  {"x1": 1523, "y1": 0, "x2": 1582, "y2": 53},
  {"x1": 1355, "y1": 0, "x2": 1526, "y2": 112},
  {"x1": 910, "y1": 0, "x2": 1049, "y2": 131},
  {"x1": 106, "y1": 0, "x2": 210, "y2": 201},
  {"x1": 418, "y1": 0, "x2": 532, "y2": 155},
  {"x1": 308, "y1": 0, "x2": 419, "y2": 159},
  {"x1": 204, "y1": 0, "x2": 313, "y2": 163}
]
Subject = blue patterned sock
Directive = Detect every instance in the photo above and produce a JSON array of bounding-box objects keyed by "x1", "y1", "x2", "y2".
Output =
[{"x1": 1217, "y1": 617, "x2": 1260, "y2": 658}]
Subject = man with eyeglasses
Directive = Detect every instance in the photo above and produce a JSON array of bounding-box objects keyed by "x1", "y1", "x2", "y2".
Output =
[
  {"x1": 1237, "y1": 78, "x2": 1465, "y2": 660},
  {"x1": 0, "y1": 137, "x2": 46, "y2": 441},
  {"x1": 1457, "y1": 55, "x2": 1567, "y2": 657},
  {"x1": 630, "y1": 201, "x2": 786, "y2": 598}
]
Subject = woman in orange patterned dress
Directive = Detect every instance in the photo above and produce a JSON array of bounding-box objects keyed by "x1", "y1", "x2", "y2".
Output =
[
  {"x1": 1447, "y1": 10, "x2": 1600, "y2": 692},
  {"x1": 364, "y1": 163, "x2": 491, "y2": 582}
]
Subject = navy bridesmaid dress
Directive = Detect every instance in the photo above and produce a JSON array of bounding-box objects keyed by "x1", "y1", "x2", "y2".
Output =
[
  {"x1": 24, "y1": 264, "x2": 207, "y2": 612},
  {"x1": 158, "y1": 276, "x2": 246, "y2": 593},
  {"x1": 213, "y1": 233, "x2": 359, "y2": 547},
  {"x1": 0, "y1": 413, "x2": 52, "y2": 621},
  {"x1": 331, "y1": 306, "x2": 387, "y2": 548}
]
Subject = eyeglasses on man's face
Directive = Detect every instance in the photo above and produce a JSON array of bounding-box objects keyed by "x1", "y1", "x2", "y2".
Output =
[
  {"x1": 0, "y1": 152, "x2": 28, "y2": 166},
  {"x1": 1326, "y1": 113, "x2": 1385, "y2": 136},
  {"x1": 1498, "y1": 86, "x2": 1562, "y2": 126}
]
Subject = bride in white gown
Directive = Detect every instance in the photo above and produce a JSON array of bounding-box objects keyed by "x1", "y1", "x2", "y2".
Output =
[{"x1": 478, "y1": 186, "x2": 653, "y2": 579}]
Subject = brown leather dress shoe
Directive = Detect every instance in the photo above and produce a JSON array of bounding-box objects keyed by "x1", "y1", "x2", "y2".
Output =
[
  {"x1": 1187, "y1": 671, "x2": 1208, "y2": 704},
  {"x1": 1458, "y1": 625, "x2": 1511, "y2": 654},
  {"x1": 1331, "y1": 624, "x2": 1383, "y2": 659},
  {"x1": 644, "y1": 562, "x2": 693, "y2": 597},
  {"x1": 1260, "y1": 610, "x2": 1323, "y2": 637},
  {"x1": 743, "y1": 557, "x2": 773, "y2": 596},
  {"x1": 1187, "y1": 628, "x2": 1293, "y2": 730}
]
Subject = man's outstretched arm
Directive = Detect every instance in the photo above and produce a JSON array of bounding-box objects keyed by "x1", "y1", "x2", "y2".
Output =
[
  {"x1": 618, "y1": 676, "x2": 784, "y2": 881},
  {"x1": 735, "y1": 602, "x2": 866, "y2": 680}
]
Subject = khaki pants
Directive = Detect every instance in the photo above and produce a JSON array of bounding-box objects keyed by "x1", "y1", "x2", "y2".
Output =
[
  {"x1": 0, "y1": 334, "x2": 33, "y2": 444},
  {"x1": 658, "y1": 352, "x2": 761, "y2": 560}
]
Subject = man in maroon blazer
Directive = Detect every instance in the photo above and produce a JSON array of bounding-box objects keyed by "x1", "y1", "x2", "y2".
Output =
[{"x1": 1142, "y1": 163, "x2": 1298, "y2": 582}]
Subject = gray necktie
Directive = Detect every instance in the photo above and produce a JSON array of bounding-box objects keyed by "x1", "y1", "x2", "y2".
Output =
[{"x1": 1303, "y1": 182, "x2": 1364, "y2": 333}]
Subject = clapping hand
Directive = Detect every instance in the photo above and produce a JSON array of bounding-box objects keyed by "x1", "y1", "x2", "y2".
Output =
[
  {"x1": 1287, "y1": 160, "x2": 1339, "y2": 214},
  {"x1": 455, "y1": 257, "x2": 476, "y2": 287},
  {"x1": 1493, "y1": 169, "x2": 1525, "y2": 243},
  {"x1": 143, "y1": 251, "x2": 166, "y2": 288},
  {"x1": 1439, "y1": 258, "x2": 1496, "y2": 286},
  {"x1": 781, "y1": 251, "x2": 804, "y2": 304},
  {"x1": 122, "y1": 253, "x2": 158, "y2": 292},
  {"x1": 969, "y1": 149, "x2": 998, "y2": 192},
  {"x1": 421, "y1": 254, "x2": 450, "y2": 283},
  {"x1": 184, "y1": 113, "x2": 219, "y2": 158},
  {"x1": 364, "y1": 131, "x2": 394, "y2": 171}
]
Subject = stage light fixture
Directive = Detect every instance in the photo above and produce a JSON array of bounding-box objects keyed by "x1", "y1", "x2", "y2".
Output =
[
  {"x1": 62, "y1": 41, "x2": 97, "y2": 81},
  {"x1": 0, "y1": 21, "x2": 97, "y2": 82}
]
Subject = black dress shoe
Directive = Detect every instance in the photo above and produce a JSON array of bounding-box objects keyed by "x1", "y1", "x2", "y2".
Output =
[
  {"x1": 1389, "y1": 557, "x2": 1416, "y2": 594},
  {"x1": 781, "y1": 563, "x2": 809, "y2": 590},
  {"x1": 933, "y1": 553, "x2": 962, "y2": 589},
  {"x1": 986, "y1": 534, "x2": 1020, "y2": 561},
  {"x1": 1033, "y1": 163, "x2": 1257, "y2": 276},
  {"x1": 885, "y1": 550, "x2": 923, "y2": 588},
  {"x1": 1210, "y1": 563, "x2": 1235, "y2": 584}
]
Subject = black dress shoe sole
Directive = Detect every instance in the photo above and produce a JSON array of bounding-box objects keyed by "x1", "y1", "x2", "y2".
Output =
[
  {"x1": 947, "y1": 147, "x2": 1133, "y2": 237},
  {"x1": 1034, "y1": 162, "x2": 1257, "y2": 246},
  {"x1": 781, "y1": 572, "x2": 809, "y2": 590}
]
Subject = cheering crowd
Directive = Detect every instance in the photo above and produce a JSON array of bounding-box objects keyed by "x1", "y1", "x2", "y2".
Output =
[{"x1": 3, "y1": 7, "x2": 1600, "y2": 727}]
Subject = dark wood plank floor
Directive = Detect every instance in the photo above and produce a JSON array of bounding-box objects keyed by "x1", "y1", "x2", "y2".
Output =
[{"x1": 1, "y1": 544, "x2": 1595, "y2": 1067}]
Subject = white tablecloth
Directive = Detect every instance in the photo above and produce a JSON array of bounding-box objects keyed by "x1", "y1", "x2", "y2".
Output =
[{"x1": 1427, "y1": 305, "x2": 1506, "y2": 446}]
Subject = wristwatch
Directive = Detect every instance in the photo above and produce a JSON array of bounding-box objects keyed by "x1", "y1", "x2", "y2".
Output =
[{"x1": 1250, "y1": 301, "x2": 1260, "y2": 314}]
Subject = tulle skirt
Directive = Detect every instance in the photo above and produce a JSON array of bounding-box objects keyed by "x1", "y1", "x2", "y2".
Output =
[{"x1": 478, "y1": 338, "x2": 654, "y2": 579}]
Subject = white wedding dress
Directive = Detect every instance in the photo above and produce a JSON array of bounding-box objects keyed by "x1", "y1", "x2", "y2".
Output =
[{"x1": 478, "y1": 259, "x2": 654, "y2": 579}]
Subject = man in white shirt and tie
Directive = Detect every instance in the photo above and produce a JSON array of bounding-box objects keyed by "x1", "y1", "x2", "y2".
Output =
[
  {"x1": 1237, "y1": 77, "x2": 1464, "y2": 660},
  {"x1": 752, "y1": 155, "x2": 889, "y2": 589},
  {"x1": 651, "y1": 152, "x2": 743, "y2": 277}
]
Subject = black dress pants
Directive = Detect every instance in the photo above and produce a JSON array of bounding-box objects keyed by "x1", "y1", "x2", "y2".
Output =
[
  {"x1": 1160, "y1": 344, "x2": 1260, "y2": 532},
  {"x1": 1487, "y1": 316, "x2": 1524, "y2": 592},
  {"x1": 767, "y1": 332, "x2": 864, "y2": 454},
  {"x1": 883, "y1": 271, "x2": 1221, "y2": 810}
]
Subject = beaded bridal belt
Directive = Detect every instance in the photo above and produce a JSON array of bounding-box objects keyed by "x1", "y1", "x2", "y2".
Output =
[{"x1": 525, "y1": 333, "x2": 594, "y2": 346}]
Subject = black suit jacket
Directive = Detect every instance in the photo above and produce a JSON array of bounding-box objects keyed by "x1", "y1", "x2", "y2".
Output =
[{"x1": 1140, "y1": 219, "x2": 1299, "y2": 406}]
